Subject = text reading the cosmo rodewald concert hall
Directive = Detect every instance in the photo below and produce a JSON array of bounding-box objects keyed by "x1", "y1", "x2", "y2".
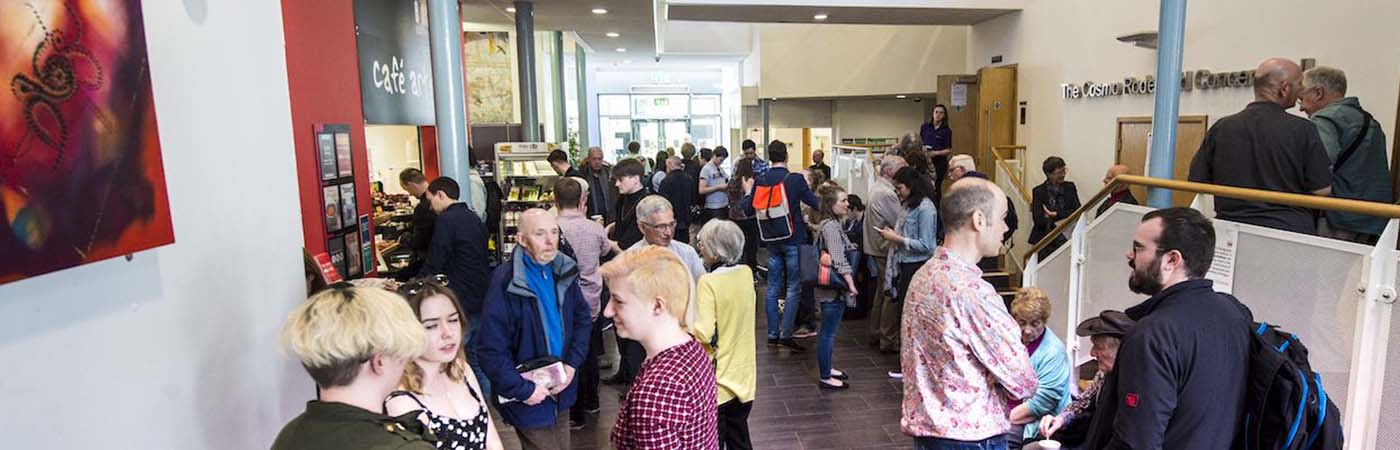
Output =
[{"x1": 1061, "y1": 68, "x2": 1256, "y2": 100}]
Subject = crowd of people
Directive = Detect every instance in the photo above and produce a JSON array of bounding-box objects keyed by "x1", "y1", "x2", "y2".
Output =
[{"x1": 270, "y1": 56, "x2": 1376, "y2": 450}]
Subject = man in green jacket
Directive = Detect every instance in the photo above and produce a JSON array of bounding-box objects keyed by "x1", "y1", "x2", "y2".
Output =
[{"x1": 1300, "y1": 66, "x2": 1393, "y2": 244}]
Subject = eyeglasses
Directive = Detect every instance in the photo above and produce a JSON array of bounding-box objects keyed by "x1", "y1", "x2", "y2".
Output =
[
  {"x1": 397, "y1": 274, "x2": 449, "y2": 297},
  {"x1": 641, "y1": 221, "x2": 677, "y2": 231}
]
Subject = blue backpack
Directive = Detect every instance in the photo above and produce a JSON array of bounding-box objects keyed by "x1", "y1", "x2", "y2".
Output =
[{"x1": 1238, "y1": 322, "x2": 1344, "y2": 450}]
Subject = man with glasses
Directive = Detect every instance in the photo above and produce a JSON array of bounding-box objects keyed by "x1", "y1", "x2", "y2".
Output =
[{"x1": 629, "y1": 194, "x2": 706, "y2": 279}]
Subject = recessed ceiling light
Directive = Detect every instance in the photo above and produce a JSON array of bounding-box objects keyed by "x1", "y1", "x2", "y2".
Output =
[
  {"x1": 896, "y1": 95, "x2": 907, "y2": 99},
  {"x1": 592, "y1": 8, "x2": 608, "y2": 15},
  {"x1": 814, "y1": 13, "x2": 828, "y2": 20},
  {"x1": 606, "y1": 32, "x2": 620, "y2": 38},
  {"x1": 624, "y1": 60, "x2": 633, "y2": 64},
  {"x1": 506, "y1": 7, "x2": 515, "y2": 12},
  {"x1": 615, "y1": 48, "x2": 627, "y2": 52}
]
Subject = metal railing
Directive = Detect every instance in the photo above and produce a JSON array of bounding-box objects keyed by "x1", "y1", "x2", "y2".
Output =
[{"x1": 1020, "y1": 174, "x2": 1400, "y2": 450}]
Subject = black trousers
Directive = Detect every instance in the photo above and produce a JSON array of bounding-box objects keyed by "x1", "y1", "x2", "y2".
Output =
[
  {"x1": 616, "y1": 337, "x2": 645, "y2": 383},
  {"x1": 737, "y1": 218, "x2": 760, "y2": 270},
  {"x1": 718, "y1": 399, "x2": 753, "y2": 450},
  {"x1": 571, "y1": 317, "x2": 605, "y2": 421}
]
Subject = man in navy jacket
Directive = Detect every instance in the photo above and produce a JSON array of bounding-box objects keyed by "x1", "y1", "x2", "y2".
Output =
[
  {"x1": 479, "y1": 209, "x2": 591, "y2": 450},
  {"x1": 420, "y1": 176, "x2": 490, "y2": 314},
  {"x1": 742, "y1": 140, "x2": 819, "y2": 352}
]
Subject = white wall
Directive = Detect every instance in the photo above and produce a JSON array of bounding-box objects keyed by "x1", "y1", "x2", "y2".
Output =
[
  {"x1": 970, "y1": 0, "x2": 1400, "y2": 193},
  {"x1": 0, "y1": 2, "x2": 309, "y2": 449},
  {"x1": 758, "y1": 23, "x2": 966, "y2": 99},
  {"x1": 366, "y1": 125, "x2": 423, "y2": 196},
  {"x1": 833, "y1": 99, "x2": 927, "y2": 142}
]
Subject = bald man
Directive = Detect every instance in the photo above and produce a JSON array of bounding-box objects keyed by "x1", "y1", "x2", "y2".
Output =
[
  {"x1": 901, "y1": 178, "x2": 1037, "y2": 449},
  {"x1": 1188, "y1": 57, "x2": 1332, "y2": 235},
  {"x1": 480, "y1": 208, "x2": 592, "y2": 449},
  {"x1": 1097, "y1": 164, "x2": 1140, "y2": 215}
]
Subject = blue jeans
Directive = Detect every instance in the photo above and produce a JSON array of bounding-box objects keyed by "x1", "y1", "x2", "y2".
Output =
[
  {"x1": 765, "y1": 244, "x2": 802, "y2": 339},
  {"x1": 817, "y1": 298, "x2": 847, "y2": 379},
  {"x1": 466, "y1": 313, "x2": 491, "y2": 402},
  {"x1": 914, "y1": 436, "x2": 1008, "y2": 450}
]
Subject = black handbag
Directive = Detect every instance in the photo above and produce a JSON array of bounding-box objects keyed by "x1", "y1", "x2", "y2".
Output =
[{"x1": 800, "y1": 223, "x2": 858, "y2": 291}]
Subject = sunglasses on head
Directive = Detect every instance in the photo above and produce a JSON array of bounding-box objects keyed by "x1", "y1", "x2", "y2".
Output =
[{"x1": 397, "y1": 274, "x2": 450, "y2": 297}]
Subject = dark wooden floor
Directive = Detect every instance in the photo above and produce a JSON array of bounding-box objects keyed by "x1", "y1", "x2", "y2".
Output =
[{"x1": 498, "y1": 280, "x2": 911, "y2": 450}]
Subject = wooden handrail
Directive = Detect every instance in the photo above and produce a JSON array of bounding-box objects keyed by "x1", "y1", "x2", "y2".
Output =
[
  {"x1": 994, "y1": 156, "x2": 1033, "y2": 203},
  {"x1": 1021, "y1": 175, "x2": 1400, "y2": 262}
]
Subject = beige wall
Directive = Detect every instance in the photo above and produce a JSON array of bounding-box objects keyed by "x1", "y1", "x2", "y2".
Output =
[
  {"x1": 971, "y1": 0, "x2": 1400, "y2": 194},
  {"x1": 833, "y1": 99, "x2": 928, "y2": 143},
  {"x1": 758, "y1": 23, "x2": 967, "y2": 99},
  {"x1": 365, "y1": 125, "x2": 422, "y2": 195}
]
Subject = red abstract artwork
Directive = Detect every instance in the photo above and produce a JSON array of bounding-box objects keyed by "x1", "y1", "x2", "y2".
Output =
[{"x1": 1, "y1": 0, "x2": 172, "y2": 284}]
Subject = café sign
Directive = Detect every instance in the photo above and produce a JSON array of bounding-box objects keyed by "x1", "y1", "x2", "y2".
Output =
[{"x1": 1061, "y1": 68, "x2": 1255, "y2": 100}]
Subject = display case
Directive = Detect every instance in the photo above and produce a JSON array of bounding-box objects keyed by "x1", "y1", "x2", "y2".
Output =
[{"x1": 493, "y1": 142, "x2": 559, "y2": 262}]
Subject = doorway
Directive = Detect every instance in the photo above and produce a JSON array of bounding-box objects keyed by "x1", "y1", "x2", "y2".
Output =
[
  {"x1": 632, "y1": 119, "x2": 690, "y2": 157},
  {"x1": 1115, "y1": 115, "x2": 1209, "y2": 207}
]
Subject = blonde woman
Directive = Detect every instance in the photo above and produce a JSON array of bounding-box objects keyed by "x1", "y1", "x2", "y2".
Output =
[
  {"x1": 386, "y1": 279, "x2": 504, "y2": 450},
  {"x1": 272, "y1": 286, "x2": 435, "y2": 450}
]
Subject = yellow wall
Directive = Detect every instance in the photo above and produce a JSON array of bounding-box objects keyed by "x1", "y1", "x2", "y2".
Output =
[{"x1": 758, "y1": 23, "x2": 966, "y2": 99}]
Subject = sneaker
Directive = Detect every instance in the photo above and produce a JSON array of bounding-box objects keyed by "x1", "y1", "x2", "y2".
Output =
[
  {"x1": 887, "y1": 370, "x2": 903, "y2": 379},
  {"x1": 767, "y1": 337, "x2": 779, "y2": 346},
  {"x1": 793, "y1": 328, "x2": 818, "y2": 339},
  {"x1": 569, "y1": 417, "x2": 585, "y2": 430},
  {"x1": 778, "y1": 338, "x2": 806, "y2": 353}
]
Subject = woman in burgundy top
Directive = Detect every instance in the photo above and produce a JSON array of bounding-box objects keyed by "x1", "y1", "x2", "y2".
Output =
[
  {"x1": 920, "y1": 104, "x2": 954, "y2": 203},
  {"x1": 600, "y1": 247, "x2": 720, "y2": 450}
]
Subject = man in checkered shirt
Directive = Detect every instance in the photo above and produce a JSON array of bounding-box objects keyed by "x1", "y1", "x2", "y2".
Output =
[{"x1": 600, "y1": 246, "x2": 719, "y2": 450}]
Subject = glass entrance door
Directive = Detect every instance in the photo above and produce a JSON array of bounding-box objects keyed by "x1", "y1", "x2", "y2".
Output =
[{"x1": 632, "y1": 119, "x2": 690, "y2": 156}]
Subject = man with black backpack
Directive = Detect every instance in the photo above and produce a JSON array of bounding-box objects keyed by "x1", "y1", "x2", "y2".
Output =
[
  {"x1": 1300, "y1": 65, "x2": 1393, "y2": 245},
  {"x1": 741, "y1": 140, "x2": 820, "y2": 353},
  {"x1": 1089, "y1": 208, "x2": 1254, "y2": 450}
]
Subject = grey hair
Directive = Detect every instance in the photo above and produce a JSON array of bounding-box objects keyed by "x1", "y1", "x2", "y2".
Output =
[
  {"x1": 636, "y1": 195, "x2": 673, "y2": 222},
  {"x1": 879, "y1": 154, "x2": 908, "y2": 178},
  {"x1": 1303, "y1": 66, "x2": 1347, "y2": 96},
  {"x1": 943, "y1": 179, "x2": 999, "y2": 233},
  {"x1": 696, "y1": 219, "x2": 744, "y2": 265}
]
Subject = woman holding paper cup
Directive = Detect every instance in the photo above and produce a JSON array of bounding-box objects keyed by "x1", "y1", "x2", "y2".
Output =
[{"x1": 386, "y1": 277, "x2": 504, "y2": 450}]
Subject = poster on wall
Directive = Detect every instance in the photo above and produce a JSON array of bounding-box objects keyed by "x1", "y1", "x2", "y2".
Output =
[
  {"x1": 323, "y1": 186, "x2": 342, "y2": 231},
  {"x1": 335, "y1": 131, "x2": 353, "y2": 178},
  {"x1": 464, "y1": 32, "x2": 515, "y2": 124},
  {"x1": 318, "y1": 132, "x2": 337, "y2": 181},
  {"x1": 328, "y1": 236, "x2": 347, "y2": 279},
  {"x1": 344, "y1": 231, "x2": 362, "y2": 277},
  {"x1": 0, "y1": 0, "x2": 175, "y2": 285},
  {"x1": 338, "y1": 183, "x2": 357, "y2": 227},
  {"x1": 354, "y1": 0, "x2": 436, "y2": 125}
]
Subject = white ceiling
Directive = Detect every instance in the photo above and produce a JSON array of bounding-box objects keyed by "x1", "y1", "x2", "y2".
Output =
[
  {"x1": 460, "y1": 0, "x2": 656, "y2": 61},
  {"x1": 460, "y1": 0, "x2": 1021, "y2": 62}
]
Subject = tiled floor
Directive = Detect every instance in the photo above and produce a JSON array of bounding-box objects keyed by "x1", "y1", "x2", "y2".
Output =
[{"x1": 500, "y1": 281, "x2": 910, "y2": 450}]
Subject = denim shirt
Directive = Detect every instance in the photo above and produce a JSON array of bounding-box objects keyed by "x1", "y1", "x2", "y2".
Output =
[{"x1": 893, "y1": 198, "x2": 937, "y2": 264}]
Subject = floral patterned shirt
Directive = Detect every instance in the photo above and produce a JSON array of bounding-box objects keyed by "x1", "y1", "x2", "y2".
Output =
[{"x1": 900, "y1": 247, "x2": 1039, "y2": 441}]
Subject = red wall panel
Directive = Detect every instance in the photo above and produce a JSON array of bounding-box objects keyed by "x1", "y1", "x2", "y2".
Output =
[{"x1": 281, "y1": 0, "x2": 373, "y2": 269}]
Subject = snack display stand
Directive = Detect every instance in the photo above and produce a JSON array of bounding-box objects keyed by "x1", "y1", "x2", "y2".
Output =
[{"x1": 493, "y1": 142, "x2": 559, "y2": 262}]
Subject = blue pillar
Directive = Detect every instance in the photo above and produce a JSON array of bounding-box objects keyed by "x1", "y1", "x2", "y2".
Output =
[
  {"x1": 1147, "y1": 0, "x2": 1187, "y2": 208},
  {"x1": 515, "y1": 1, "x2": 540, "y2": 141},
  {"x1": 428, "y1": 0, "x2": 471, "y2": 204}
]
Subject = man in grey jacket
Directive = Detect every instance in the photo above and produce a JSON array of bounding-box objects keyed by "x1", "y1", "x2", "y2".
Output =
[
  {"x1": 1299, "y1": 66, "x2": 1392, "y2": 244},
  {"x1": 864, "y1": 154, "x2": 907, "y2": 354}
]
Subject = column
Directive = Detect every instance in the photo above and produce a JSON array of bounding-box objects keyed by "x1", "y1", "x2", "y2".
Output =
[
  {"x1": 575, "y1": 44, "x2": 590, "y2": 148},
  {"x1": 551, "y1": 31, "x2": 567, "y2": 143},
  {"x1": 1146, "y1": 0, "x2": 1187, "y2": 208},
  {"x1": 428, "y1": 0, "x2": 471, "y2": 203},
  {"x1": 515, "y1": 1, "x2": 540, "y2": 141}
]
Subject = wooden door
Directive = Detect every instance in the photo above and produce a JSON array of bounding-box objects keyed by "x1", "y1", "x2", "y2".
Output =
[
  {"x1": 937, "y1": 74, "x2": 979, "y2": 163},
  {"x1": 1115, "y1": 115, "x2": 1208, "y2": 207},
  {"x1": 977, "y1": 66, "x2": 1017, "y2": 174}
]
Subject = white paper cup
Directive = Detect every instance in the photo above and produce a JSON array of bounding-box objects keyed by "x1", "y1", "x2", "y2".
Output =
[{"x1": 1038, "y1": 440, "x2": 1062, "y2": 450}]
